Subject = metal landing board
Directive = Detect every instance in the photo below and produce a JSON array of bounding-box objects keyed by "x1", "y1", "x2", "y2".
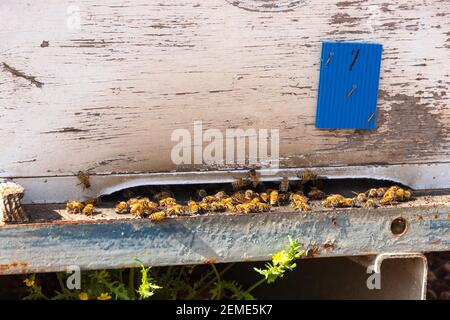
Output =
[{"x1": 0, "y1": 197, "x2": 448, "y2": 275}]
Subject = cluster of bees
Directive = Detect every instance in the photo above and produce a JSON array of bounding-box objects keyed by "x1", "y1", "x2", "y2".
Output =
[{"x1": 65, "y1": 169, "x2": 412, "y2": 221}]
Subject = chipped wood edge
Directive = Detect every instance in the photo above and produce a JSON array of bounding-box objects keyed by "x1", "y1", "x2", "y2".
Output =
[{"x1": 0, "y1": 181, "x2": 29, "y2": 223}]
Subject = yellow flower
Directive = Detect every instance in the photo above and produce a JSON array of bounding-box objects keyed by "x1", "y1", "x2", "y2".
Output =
[
  {"x1": 97, "y1": 292, "x2": 112, "y2": 300},
  {"x1": 79, "y1": 292, "x2": 89, "y2": 300},
  {"x1": 272, "y1": 250, "x2": 289, "y2": 266},
  {"x1": 23, "y1": 277, "x2": 35, "y2": 287}
]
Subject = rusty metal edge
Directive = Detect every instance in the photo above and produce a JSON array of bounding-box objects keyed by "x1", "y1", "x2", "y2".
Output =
[{"x1": 0, "y1": 204, "x2": 448, "y2": 275}]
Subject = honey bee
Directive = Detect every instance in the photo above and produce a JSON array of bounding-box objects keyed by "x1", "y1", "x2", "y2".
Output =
[
  {"x1": 321, "y1": 194, "x2": 345, "y2": 208},
  {"x1": 188, "y1": 200, "x2": 203, "y2": 215},
  {"x1": 82, "y1": 203, "x2": 95, "y2": 215},
  {"x1": 209, "y1": 201, "x2": 226, "y2": 212},
  {"x1": 376, "y1": 187, "x2": 387, "y2": 197},
  {"x1": 159, "y1": 197, "x2": 177, "y2": 207},
  {"x1": 115, "y1": 201, "x2": 129, "y2": 214},
  {"x1": 259, "y1": 192, "x2": 269, "y2": 203},
  {"x1": 290, "y1": 193, "x2": 309, "y2": 203},
  {"x1": 232, "y1": 178, "x2": 248, "y2": 191},
  {"x1": 307, "y1": 187, "x2": 326, "y2": 199},
  {"x1": 142, "y1": 198, "x2": 158, "y2": 215},
  {"x1": 66, "y1": 200, "x2": 84, "y2": 214},
  {"x1": 279, "y1": 177, "x2": 290, "y2": 193},
  {"x1": 365, "y1": 188, "x2": 378, "y2": 198},
  {"x1": 214, "y1": 191, "x2": 228, "y2": 200},
  {"x1": 220, "y1": 197, "x2": 235, "y2": 211},
  {"x1": 297, "y1": 170, "x2": 322, "y2": 187},
  {"x1": 130, "y1": 201, "x2": 146, "y2": 217},
  {"x1": 363, "y1": 198, "x2": 378, "y2": 209},
  {"x1": 166, "y1": 204, "x2": 184, "y2": 216},
  {"x1": 256, "y1": 202, "x2": 270, "y2": 212},
  {"x1": 195, "y1": 189, "x2": 208, "y2": 199},
  {"x1": 339, "y1": 197, "x2": 355, "y2": 207},
  {"x1": 230, "y1": 191, "x2": 246, "y2": 204},
  {"x1": 247, "y1": 169, "x2": 261, "y2": 188},
  {"x1": 353, "y1": 192, "x2": 367, "y2": 203},
  {"x1": 244, "y1": 189, "x2": 258, "y2": 201},
  {"x1": 380, "y1": 191, "x2": 395, "y2": 206},
  {"x1": 269, "y1": 190, "x2": 280, "y2": 206},
  {"x1": 202, "y1": 195, "x2": 218, "y2": 204},
  {"x1": 235, "y1": 203, "x2": 253, "y2": 214},
  {"x1": 76, "y1": 171, "x2": 91, "y2": 189},
  {"x1": 395, "y1": 188, "x2": 411, "y2": 201},
  {"x1": 153, "y1": 191, "x2": 174, "y2": 202},
  {"x1": 291, "y1": 200, "x2": 311, "y2": 211},
  {"x1": 149, "y1": 211, "x2": 166, "y2": 222}
]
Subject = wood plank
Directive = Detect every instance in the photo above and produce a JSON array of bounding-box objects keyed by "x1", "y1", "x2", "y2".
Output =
[{"x1": 0, "y1": 0, "x2": 449, "y2": 179}]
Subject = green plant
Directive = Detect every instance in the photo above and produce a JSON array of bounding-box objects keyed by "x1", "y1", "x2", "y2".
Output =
[{"x1": 21, "y1": 236, "x2": 303, "y2": 300}]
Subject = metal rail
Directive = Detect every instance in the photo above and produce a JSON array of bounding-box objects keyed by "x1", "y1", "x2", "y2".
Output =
[{"x1": 0, "y1": 203, "x2": 448, "y2": 275}]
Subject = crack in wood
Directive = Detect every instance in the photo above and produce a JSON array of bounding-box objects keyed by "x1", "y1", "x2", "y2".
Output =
[{"x1": 2, "y1": 63, "x2": 44, "y2": 88}]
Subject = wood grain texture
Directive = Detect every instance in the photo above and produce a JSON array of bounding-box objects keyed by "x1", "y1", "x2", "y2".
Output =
[{"x1": 0, "y1": 0, "x2": 449, "y2": 178}]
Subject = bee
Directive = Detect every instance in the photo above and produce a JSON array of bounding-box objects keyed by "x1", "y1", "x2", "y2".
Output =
[
  {"x1": 232, "y1": 178, "x2": 248, "y2": 191},
  {"x1": 235, "y1": 203, "x2": 253, "y2": 214},
  {"x1": 339, "y1": 197, "x2": 355, "y2": 207},
  {"x1": 395, "y1": 188, "x2": 411, "y2": 201},
  {"x1": 166, "y1": 204, "x2": 184, "y2": 216},
  {"x1": 376, "y1": 187, "x2": 387, "y2": 197},
  {"x1": 130, "y1": 201, "x2": 146, "y2": 217},
  {"x1": 153, "y1": 191, "x2": 174, "y2": 202},
  {"x1": 76, "y1": 171, "x2": 91, "y2": 189},
  {"x1": 230, "y1": 191, "x2": 246, "y2": 204},
  {"x1": 297, "y1": 170, "x2": 322, "y2": 187},
  {"x1": 82, "y1": 203, "x2": 95, "y2": 216},
  {"x1": 321, "y1": 194, "x2": 345, "y2": 208},
  {"x1": 247, "y1": 169, "x2": 261, "y2": 188},
  {"x1": 269, "y1": 190, "x2": 280, "y2": 206},
  {"x1": 195, "y1": 189, "x2": 208, "y2": 199},
  {"x1": 279, "y1": 177, "x2": 290, "y2": 193},
  {"x1": 149, "y1": 211, "x2": 166, "y2": 222},
  {"x1": 259, "y1": 192, "x2": 269, "y2": 203},
  {"x1": 188, "y1": 200, "x2": 203, "y2": 215},
  {"x1": 307, "y1": 187, "x2": 326, "y2": 199},
  {"x1": 353, "y1": 192, "x2": 367, "y2": 204},
  {"x1": 220, "y1": 197, "x2": 235, "y2": 211},
  {"x1": 115, "y1": 201, "x2": 129, "y2": 214},
  {"x1": 365, "y1": 188, "x2": 378, "y2": 198},
  {"x1": 142, "y1": 199, "x2": 158, "y2": 215},
  {"x1": 209, "y1": 201, "x2": 226, "y2": 212},
  {"x1": 214, "y1": 191, "x2": 228, "y2": 200},
  {"x1": 363, "y1": 198, "x2": 378, "y2": 209},
  {"x1": 290, "y1": 193, "x2": 309, "y2": 203},
  {"x1": 256, "y1": 202, "x2": 270, "y2": 212},
  {"x1": 66, "y1": 200, "x2": 84, "y2": 214},
  {"x1": 159, "y1": 197, "x2": 177, "y2": 207},
  {"x1": 244, "y1": 189, "x2": 257, "y2": 201},
  {"x1": 202, "y1": 195, "x2": 218, "y2": 204},
  {"x1": 291, "y1": 200, "x2": 311, "y2": 211},
  {"x1": 380, "y1": 191, "x2": 395, "y2": 206}
]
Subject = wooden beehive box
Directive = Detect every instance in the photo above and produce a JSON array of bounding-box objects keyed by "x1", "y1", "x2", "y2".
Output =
[{"x1": 0, "y1": 0, "x2": 449, "y2": 204}]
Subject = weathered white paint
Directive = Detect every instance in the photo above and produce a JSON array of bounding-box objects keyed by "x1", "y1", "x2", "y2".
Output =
[
  {"x1": 13, "y1": 162, "x2": 450, "y2": 203},
  {"x1": 0, "y1": 1, "x2": 449, "y2": 198}
]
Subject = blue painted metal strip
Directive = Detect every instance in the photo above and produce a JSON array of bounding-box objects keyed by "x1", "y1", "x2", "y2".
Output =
[{"x1": 316, "y1": 41, "x2": 383, "y2": 129}]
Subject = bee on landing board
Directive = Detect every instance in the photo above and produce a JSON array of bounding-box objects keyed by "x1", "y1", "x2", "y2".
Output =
[
  {"x1": 269, "y1": 190, "x2": 280, "y2": 206},
  {"x1": 82, "y1": 203, "x2": 95, "y2": 216},
  {"x1": 149, "y1": 211, "x2": 166, "y2": 222},
  {"x1": 115, "y1": 201, "x2": 129, "y2": 214},
  {"x1": 66, "y1": 201, "x2": 84, "y2": 214}
]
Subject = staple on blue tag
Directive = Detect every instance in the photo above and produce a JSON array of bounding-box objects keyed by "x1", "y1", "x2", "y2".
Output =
[{"x1": 315, "y1": 41, "x2": 382, "y2": 130}]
